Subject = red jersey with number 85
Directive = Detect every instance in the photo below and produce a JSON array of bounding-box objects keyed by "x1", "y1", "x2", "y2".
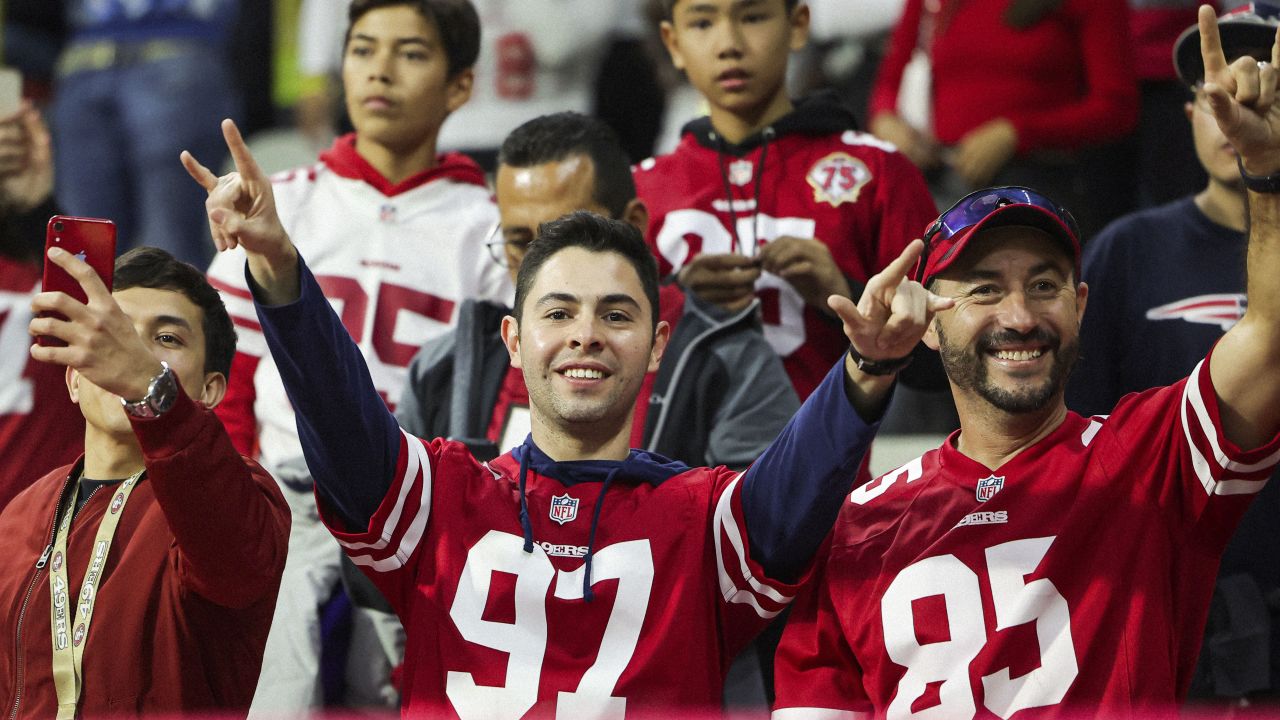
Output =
[
  {"x1": 773, "y1": 356, "x2": 1280, "y2": 719},
  {"x1": 634, "y1": 97, "x2": 936, "y2": 399}
]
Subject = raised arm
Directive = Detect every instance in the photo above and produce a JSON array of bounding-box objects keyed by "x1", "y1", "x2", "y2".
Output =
[
  {"x1": 182, "y1": 120, "x2": 400, "y2": 529},
  {"x1": 741, "y1": 240, "x2": 953, "y2": 580},
  {"x1": 1199, "y1": 6, "x2": 1280, "y2": 449}
]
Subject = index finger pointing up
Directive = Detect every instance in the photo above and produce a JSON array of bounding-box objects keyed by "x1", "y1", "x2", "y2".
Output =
[
  {"x1": 1200, "y1": 4, "x2": 1228, "y2": 79},
  {"x1": 882, "y1": 238, "x2": 926, "y2": 284},
  {"x1": 221, "y1": 118, "x2": 267, "y2": 184}
]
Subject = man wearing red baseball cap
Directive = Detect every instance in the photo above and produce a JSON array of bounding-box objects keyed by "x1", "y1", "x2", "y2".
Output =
[{"x1": 772, "y1": 6, "x2": 1280, "y2": 715}]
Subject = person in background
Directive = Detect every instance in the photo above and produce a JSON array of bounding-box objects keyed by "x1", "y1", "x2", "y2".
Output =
[
  {"x1": 1068, "y1": 2, "x2": 1280, "y2": 704},
  {"x1": 205, "y1": 0, "x2": 509, "y2": 713}
]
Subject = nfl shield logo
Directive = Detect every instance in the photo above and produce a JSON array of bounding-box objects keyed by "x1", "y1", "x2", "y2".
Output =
[
  {"x1": 728, "y1": 159, "x2": 754, "y2": 187},
  {"x1": 549, "y1": 493, "x2": 579, "y2": 525},
  {"x1": 379, "y1": 203, "x2": 397, "y2": 223},
  {"x1": 976, "y1": 475, "x2": 1005, "y2": 502}
]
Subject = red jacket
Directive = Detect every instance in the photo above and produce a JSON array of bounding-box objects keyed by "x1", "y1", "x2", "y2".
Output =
[{"x1": 0, "y1": 388, "x2": 289, "y2": 718}]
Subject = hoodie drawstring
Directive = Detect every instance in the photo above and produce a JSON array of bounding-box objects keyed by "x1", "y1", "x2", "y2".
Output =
[
  {"x1": 517, "y1": 451, "x2": 534, "y2": 553},
  {"x1": 713, "y1": 126, "x2": 775, "y2": 257},
  {"x1": 582, "y1": 467, "x2": 621, "y2": 603}
]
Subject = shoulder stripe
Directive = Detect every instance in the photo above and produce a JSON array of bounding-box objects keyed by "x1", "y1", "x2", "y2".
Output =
[
  {"x1": 1182, "y1": 360, "x2": 1277, "y2": 496},
  {"x1": 342, "y1": 430, "x2": 434, "y2": 571},
  {"x1": 713, "y1": 473, "x2": 792, "y2": 618}
]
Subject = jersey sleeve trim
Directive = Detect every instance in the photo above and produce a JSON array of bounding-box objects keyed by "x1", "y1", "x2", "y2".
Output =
[
  {"x1": 714, "y1": 472, "x2": 798, "y2": 619},
  {"x1": 1183, "y1": 358, "x2": 1280, "y2": 497},
  {"x1": 328, "y1": 430, "x2": 434, "y2": 572}
]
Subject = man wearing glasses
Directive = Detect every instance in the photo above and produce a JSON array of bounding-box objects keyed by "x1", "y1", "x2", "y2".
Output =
[
  {"x1": 398, "y1": 112, "x2": 798, "y2": 471},
  {"x1": 772, "y1": 7, "x2": 1280, "y2": 716}
]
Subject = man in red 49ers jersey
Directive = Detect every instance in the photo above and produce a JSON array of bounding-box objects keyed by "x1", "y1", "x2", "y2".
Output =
[
  {"x1": 183, "y1": 112, "x2": 955, "y2": 716},
  {"x1": 205, "y1": 0, "x2": 509, "y2": 711},
  {"x1": 772, "y1": 10, "x2": 1280, "y2": 718},
  {"x1": 637, "y1": 0, "x2": 938, "y2": 401}
]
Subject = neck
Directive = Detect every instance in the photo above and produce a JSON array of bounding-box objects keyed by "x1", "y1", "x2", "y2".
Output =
[
  {"x1": 529, "y1": 414, "x2": 632, "y2": 462},
  {"x1": 82, "y1": 426, "x2": 145, "y2": 480},
  {"x1": 1194, "y1": 179, "x2": 1248, "y2": 232},
  {"x1": 355, "y1": 134, "x2": 439, "y2": 185},
  {"x1": 708, "y1": 92, "x2": 794, "y2": 145},
  {"x1": 951, "y1": 392, "x2": 1068, "y2": 470}
]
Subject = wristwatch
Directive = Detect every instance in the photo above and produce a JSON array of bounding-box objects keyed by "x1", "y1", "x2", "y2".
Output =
[
  {"x1": 1237, "y1": 156, "x2": 1280, "y2": 194},
  {"x1": 121, "y1": 362, "x2": 178, "y2": 419},
  {"x1": 847, "y1": 345, "x2": 914, "y2": 376}
]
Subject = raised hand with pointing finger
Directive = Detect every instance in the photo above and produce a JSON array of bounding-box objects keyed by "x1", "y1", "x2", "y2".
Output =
[
  {"x1": 181, "y1": 119, "x2": 299, "y2": 305},
  {"x1": 1198, "y1": 3, "x2": 1280, "y2": 176}
]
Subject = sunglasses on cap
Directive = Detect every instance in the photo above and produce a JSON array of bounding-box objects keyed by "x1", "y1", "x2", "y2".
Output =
[{"x1": 916, "y1": 186, "x2": 1082, "y2": 285}]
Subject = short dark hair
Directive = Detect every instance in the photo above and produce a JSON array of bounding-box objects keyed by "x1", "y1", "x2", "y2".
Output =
[
  {"x1": 660, "y1": 0, "x2": 798, "y2": 20},
  {"x1": 513, "y1": 212, "x2": 660, "y2": 331},
  {"x1": 498, "y1": 112, "x2": 636, "y2": 220},
  {"x1": 114, "y1": 247, "x2": 237, "y2": 378},
  {"x1": 345, "y1": 0, "x2": 481, "y2": 78}
]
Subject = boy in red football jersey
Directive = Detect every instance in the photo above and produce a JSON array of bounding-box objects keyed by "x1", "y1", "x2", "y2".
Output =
[{"x1": 637, "y1": 0, "x2": 939, "y2": 401}]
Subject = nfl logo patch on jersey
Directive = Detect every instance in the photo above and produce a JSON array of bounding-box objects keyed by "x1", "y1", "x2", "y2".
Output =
[
  {"x1": 549, "y1": 493, "x2": 579, "y2": 525},
  {"x1": 729, "y1": 159, "x2": 754, "y2": 187},
  {"x1": 806, "y1": 152, "x2": 871, "y2": 207},
  {"x1": 379, "y1": 203, "x2": 397, "y2": 223},
  {"x1": 976, "y1": 475, "x2": 1005, "y2": 502}
]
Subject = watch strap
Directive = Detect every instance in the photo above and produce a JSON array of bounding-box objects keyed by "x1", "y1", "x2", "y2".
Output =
[
  {"x1": 1237, "y1": 156, "x2": 1280, "y2": 194},
  {"x1": 847, "y1": 345, "x2": 914, "y2": 376}
]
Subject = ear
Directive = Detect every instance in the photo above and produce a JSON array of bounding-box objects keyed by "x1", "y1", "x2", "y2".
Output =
[
  {"x1": 198, "y1": 371, "x2": 228, "y2": 409},
  {"x1": 659, "y1": 20, "x2": 685, "y2": 71},
  {"x1": 1075, "y1": 281, "x2": 1089, "y2": 324},
  {"x1": 66, "y1": 366, "x2": 81, "y2": 404},
  {"x1": 622, "y1": 198, "x2": 649, "y2": 236},
  {"x1": 500, "y1": 314, "x2": 523, "y2": 369},
  {"x1": 445, "y1": 68, "x2": 475, "y2": 114},
  {"x1": 789, "y1": 3, "x2": 811, "y2": 52},
  {"x1": 922, "y1": 316, "x2": 941, "y2": 352},
  {"x1": 648, "y1": 320, "x2": 672, "y2": 373}
]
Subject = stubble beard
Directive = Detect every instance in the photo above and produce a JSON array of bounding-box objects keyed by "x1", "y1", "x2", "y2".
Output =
[{"x1": 937, "y1": 323, "x2": 1079, "y2": 414}]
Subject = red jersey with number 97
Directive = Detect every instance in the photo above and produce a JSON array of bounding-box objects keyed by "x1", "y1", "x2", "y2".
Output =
[
  {"x1": 206, "y1": 135, "x2": 511, "y2": 477},
  {"x1": 634, "y1": 97, "x2": 936, "y2": 399},
  {"x1": 773, "y1": 356, "x2": 1280, "y2": 719}
]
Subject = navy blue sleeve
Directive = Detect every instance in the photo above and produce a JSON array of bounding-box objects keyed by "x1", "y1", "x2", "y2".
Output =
[
  {"x1": 250, "y1": 256, "x2": 400, "y2": 529},
  {"x1": 741, "y1": 359, "x2": 881, "y2": 582}
]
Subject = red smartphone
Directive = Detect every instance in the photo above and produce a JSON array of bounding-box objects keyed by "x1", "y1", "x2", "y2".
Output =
[{"x1": 37, "y1": 216, "x2": 117, "y2": 347}]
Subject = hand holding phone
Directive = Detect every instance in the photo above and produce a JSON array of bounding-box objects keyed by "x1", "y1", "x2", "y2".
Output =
[{"x1": 37, "y1": 216, "x2": 117, "y2": 347}]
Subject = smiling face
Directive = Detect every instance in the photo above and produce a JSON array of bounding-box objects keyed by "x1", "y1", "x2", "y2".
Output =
[
  {"x1": 661, "y1": 0, "x2": 808, "y2": 124},
  {"x1": 501, "y1": 247, "x2": 668, "y2": 437},
  {"x1": 924, "y1": 227, "x2": 1087, "y2": 415},
  {"x1": 69, "y1": 287, "x2": 224, "y2": 438},
  {"x1": 341, "y1": 4, "x2": 472, "y2": 153}
]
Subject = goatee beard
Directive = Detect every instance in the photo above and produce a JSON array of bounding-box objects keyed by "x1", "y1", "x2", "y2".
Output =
[{"x1": 937, "y1": 323, "x2": 1079, "y2": 414}]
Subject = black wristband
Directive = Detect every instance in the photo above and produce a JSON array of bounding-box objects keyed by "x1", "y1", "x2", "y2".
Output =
[
  {"x1": 847, "y1": 345, "x2": 914, "y2": 376},
  {"x1": 1237, "y1": 156, "x2": 1280, "y2": 194}
]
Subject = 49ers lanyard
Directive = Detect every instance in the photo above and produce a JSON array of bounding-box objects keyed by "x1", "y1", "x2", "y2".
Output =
[{"x1": 48, "y1": 469, "x2": 144, "y2": 720}]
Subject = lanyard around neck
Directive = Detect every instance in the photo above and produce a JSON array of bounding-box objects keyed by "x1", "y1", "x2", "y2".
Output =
[{"x1": 48, "y1": 468, "x2": 145, "y2": 720}]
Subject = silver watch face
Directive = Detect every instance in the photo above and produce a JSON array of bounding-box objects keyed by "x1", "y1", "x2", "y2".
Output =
[{"x1": 122, "y1": 364, "x2": 177, "y2": 418}]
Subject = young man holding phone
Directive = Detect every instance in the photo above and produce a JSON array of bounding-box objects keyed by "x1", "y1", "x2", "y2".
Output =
[{"x1": 0, "y1": 246, "x2": 289, "y2": 718}]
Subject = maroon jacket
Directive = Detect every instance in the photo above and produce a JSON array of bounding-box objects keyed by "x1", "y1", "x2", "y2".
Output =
[{"x1": 0, "y1": 388, "x2": 289, "y2": 718}]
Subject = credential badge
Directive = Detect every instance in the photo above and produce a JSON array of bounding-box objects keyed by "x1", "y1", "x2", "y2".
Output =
[
  {"x1": 729, "y1": 159, "x2": 754, "y2": 187},
  {"x1": 806, "y1": 152, "x2": 871, "y2": 207},
  {"x1": 976, "y1": 475, "x2": 1005, "y2": 503},
  {"x1": 549, "y1": 493, "x2": 579, "y2": 525}
]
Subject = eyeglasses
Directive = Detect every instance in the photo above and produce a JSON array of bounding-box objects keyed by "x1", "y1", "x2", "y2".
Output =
[
  {"x1": 484, "y1": 222, "x2": 534, "y2": 269},
  {"x1": 917, "y1": 186, "x2": 1080, "y2": 283}
]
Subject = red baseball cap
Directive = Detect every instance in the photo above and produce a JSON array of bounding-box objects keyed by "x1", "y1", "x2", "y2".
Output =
[{"x1": 915, "y1": 186, "x2": 1082, "y2": 287}]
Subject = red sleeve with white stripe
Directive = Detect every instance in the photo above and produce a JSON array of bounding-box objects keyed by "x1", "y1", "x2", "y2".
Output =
[
  {"x1": 313, "y1": 430, "x2": 456, "y2": 611},
  {"x1": 1102, "y1": 353, "x2": 1280, "y2": 534},
  {"x1": 710, "y1": 469, "x2": 811, "y2": 656},
  {"x1": 771, "y1": 538, "x2": 871, "y2": 720}
]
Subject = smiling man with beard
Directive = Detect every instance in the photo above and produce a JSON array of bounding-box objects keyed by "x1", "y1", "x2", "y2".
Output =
[{"x1": 772, "y1": 10, "x2": 1280, "y2": 714}]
